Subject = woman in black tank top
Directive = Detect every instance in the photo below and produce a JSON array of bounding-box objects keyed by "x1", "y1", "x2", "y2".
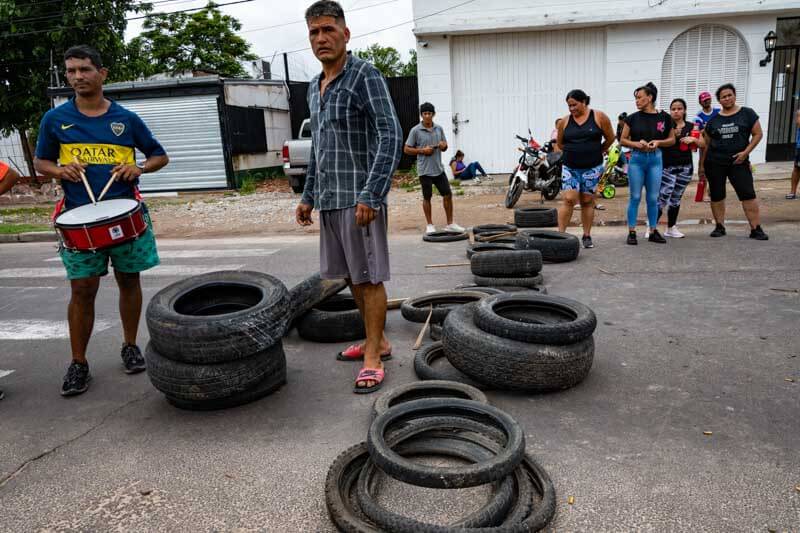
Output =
[{"x1": 555, "y1": 89, "x2": 616, "y2": 249}]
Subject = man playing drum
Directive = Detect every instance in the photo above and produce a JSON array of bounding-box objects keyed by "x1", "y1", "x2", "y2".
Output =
[{"x1": 34, "y1": 45, "x2": 169, "y2": 396}]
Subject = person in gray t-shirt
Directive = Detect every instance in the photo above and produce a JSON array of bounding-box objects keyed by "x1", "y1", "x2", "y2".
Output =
[{"x1": 404, "y1": 102, "x2": 465, "y2": 235}]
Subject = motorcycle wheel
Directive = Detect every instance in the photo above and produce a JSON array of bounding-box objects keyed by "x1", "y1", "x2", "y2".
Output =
[
  {"x1": 505, "y1": 176, "x2": 523, "y2": 209},
  {"x1": 542, "y1": 183, "x2": 560, "y2": 201},
  {"x1": 602, "y1": 184, "x2": 616, "y2": 199}
]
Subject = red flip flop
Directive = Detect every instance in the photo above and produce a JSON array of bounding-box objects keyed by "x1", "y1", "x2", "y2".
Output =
[
  {"x1": 337, "y1": 344, "x2": 392, "y2": 361},
  {"x1": 353, "y1": 367, "x2": 385, "y2": 394}
]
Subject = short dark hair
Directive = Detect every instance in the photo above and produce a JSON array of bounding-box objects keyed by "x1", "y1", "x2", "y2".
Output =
[
  {"x1": 634, "y1": 82, "x2": 658, "y2": 103},
  {"x1": 305, "y1": 1, "x2": 345, "y2": 23},
  {"x1": 420, "y1": 102, "x2": 435, "y2": 114},
  {"x1": 566, "y1": 89, "x2": 590, "y2": 105},
  {"x1": 64, "y1": 45, "x2": 103, "y2": 69},
  {"x1": 716, "y1": 83, "x2": 736, "y2": 100}
]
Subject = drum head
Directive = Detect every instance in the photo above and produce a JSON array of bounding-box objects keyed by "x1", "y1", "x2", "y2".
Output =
[{"x1": 56, "y1": 199, "x2": 140, "y2": 226}]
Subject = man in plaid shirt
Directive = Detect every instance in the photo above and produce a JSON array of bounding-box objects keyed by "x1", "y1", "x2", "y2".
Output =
[{"x1": 296, "y1": 1, "x2": 402, "y2": 394}]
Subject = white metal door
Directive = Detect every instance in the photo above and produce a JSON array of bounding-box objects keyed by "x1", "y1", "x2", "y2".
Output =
[
  {"x1": 120, "y1": 95, "x2": 229, "y2": 191},
  {"x1": 451, "y1": 28, "x2": 607, "y2": 173}
]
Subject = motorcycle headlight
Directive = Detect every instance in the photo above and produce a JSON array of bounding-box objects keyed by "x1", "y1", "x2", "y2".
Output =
[{"x1": 524, "y1": 153, "x2": 536, "y2": 166}]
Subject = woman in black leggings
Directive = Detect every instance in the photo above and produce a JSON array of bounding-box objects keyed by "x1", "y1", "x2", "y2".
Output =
[{"x1": 658, "y1": 98, "x2": 694, "y2": 238}]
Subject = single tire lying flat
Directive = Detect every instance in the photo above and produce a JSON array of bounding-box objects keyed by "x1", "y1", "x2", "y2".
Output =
[
  {"x1": 414, "y1": 341, "x2": 487, "y2": 389},
  {"x1": 442, "y1": 304, "x2": 594, "y2": 392},
  {"x1": 372, "y1": 380, "x2": 488, "y2": 418},
  {"x1": 470, "y1": 249, "x2": 543, "y2": 278},
  {"x1": 474, "y1": 230, "x2": 517, "y2": 242},
  {"x1": 296, "y1": 294, "x2": 365, "y2": 343},
  {"x1": 401, "y1": 290, "x2": 486, "y2": 324},
  {"x1": 474, "y1": 293, "x2": 597, "y2": 345},
  {"x1": 145, "y1": 340, "x2": 286, "y2": 402},
  {"x1": 474, "y1": 273, "x2": 544, "y2": 288},
  {"x1": 146, "y1": 271, "x2": 289, "y2": 364},
  {"x1": 466, "y1": 242, "x2": 516, "y2": 259},
  {"x1": 513, "y1": 207, "x2": 557, "y2": 228},
  {"x1": 515, "y1": 230, "x2": 580, "y2": 263},
  {"x1": 423, "y1": 230, "x2": 469, "y2": 243},
  {"x1": 472, "y1": 223, "x2": 516, "y2": 235}
]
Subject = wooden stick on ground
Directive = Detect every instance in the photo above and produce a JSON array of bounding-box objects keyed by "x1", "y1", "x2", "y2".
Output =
[
  {"x1": 412, "y1": 305, "x2": 433, "y2": 350},
  {"x1": 386, "y1": 297, "x2": 407, "y2": 310},
  {"x1": 425, "y1": 262, "x2": 471, "y2": 268},
  {"x1": 480, "y1": 230, "x2": 517, "y2": 242}
]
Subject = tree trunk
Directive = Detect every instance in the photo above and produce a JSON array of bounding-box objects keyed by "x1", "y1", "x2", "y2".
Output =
[{"x1": 18, "y1": 129, "x2": 37, "y2": 181}]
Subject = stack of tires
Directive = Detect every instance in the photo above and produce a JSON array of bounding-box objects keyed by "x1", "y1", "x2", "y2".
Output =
[
  {"x1": 425, "y1": 293, "x2": 597, "y2": 392},
  {"x1": 325, "y1": 395, "x2": 557, "y2": 531},
  {"x1": 466, "y1": 224, "x2": 517, "y2": 258},
  {"x1": 144, "y1": 271, "x2": 291, "y2": 411},
  {"x1": 470, "y1": 248, "x2": 544, "y2": 289},
  {"x1": 514, "y1": 207, "x2": 557, "y2": 228}
]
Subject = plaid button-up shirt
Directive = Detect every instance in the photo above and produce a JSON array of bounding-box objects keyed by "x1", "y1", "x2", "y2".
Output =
[{"x1": 301, "y1": 54, "x2": 402, "y2": 211}]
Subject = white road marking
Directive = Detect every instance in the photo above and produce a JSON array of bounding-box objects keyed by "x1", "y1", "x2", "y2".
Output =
[
  {"x1": 0, "y1": 369, "x2": 16, "y2": 379},
  {"x1": 157, "y1": 236, "x2": 310, "y2": 247},
  {"x1": 0, "y1": 265, "x2": 246, "y2": 278},
  {"x1": 44, "y1": 249, "x2": 280, "y2": 262},
  {"x1": 0, "y1": 320, "x2": 113, "y2": 340}
]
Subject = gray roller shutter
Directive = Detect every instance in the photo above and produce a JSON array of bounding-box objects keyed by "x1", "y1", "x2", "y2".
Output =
[{"x1": 120, "y1": 95, "x2": 229, "y2": 191}]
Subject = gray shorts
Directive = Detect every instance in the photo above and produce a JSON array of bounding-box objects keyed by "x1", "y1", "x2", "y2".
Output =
[{"x1": 320, "y1": 206, "x2": 390, "y2": 285}]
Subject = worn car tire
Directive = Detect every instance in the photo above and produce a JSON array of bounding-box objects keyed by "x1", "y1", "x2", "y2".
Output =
[
  {"x1": 470, "y1": 249, "x2": 543, "y2": 278},
  {"x1": 474, "y1": 293, "x2": 597, "y2": 345},
  {"x1": 296, "y1": 294, "x2": 365, "y2": 343},
  {"x1": 146, "y1": 271, "x2": 289, "y2": 364},
  {"x1": 372, "y1": 380, "x2": 488, "y2": 418},
  {"x1": 513, "y1": 207, "x2": 557, "y2": 228},
  {"x1": 367, "y1": 398, "x2": 525, "y2": 489},
  {"x1": 453, "y1": 285, "x2": 506, "y2": 296},
  {"x1": 515, "y1": 230, "x2": 580, "y2": 263},
  {"x1": 473, "y1": 273, "x2": 544, "y2": 288},
  {"x1": 414, "y1": 341, "x2": 487, "y2": 389},
  {"x1": 474, "y1": 230, "x2": 517, "y2": 242},
  {"x1": 423, "y1": 230, "x2": 469, "y2": 243},
  {"x1": 286, "y1": 272, "x2": 348, "y2": 325},
  {"x1": 401, "y1": 290, "x2": 486, "y2": 324},
  {"x1": 145, "y1": 340, "x2": 286, "y2": 402},
  {"x1": 465, "y1": 242, "x2": 516, "y2": 259},
  {"x1": 442, "y1": 304, "x2": 594, "y2": 392},
  {"x1": 472, "y1": 223, "x2": 516, "y2": 235},
  {"x1": 164, "y1": 365, "x2": 286, "y2": 411}
]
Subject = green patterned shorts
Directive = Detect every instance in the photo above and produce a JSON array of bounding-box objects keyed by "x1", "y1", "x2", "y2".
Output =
[{"x1": 59, "y1": 212, "x2": 160, "y2": 280}]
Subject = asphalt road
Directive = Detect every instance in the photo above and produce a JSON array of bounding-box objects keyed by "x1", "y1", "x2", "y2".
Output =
[{"x1": 0, "y1": 225, "x2": 798, "y2": 531}]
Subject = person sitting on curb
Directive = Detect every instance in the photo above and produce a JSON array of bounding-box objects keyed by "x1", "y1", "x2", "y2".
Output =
[
  {"x1": 449, "y1": 150, "x2": 488, "y2": 184},
  {"x1": 0, "y1": 160, "x2": 21, "y2": 400},
  {"x1": 404, "y1": 102, "x2": 465, "y2": 235}
]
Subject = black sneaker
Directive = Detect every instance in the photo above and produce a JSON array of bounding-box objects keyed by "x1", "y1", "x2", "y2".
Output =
[
  {"x1": 582, "y1": 235, "x2": 594, "y2": 248},
  {"x1": 626, "y1": 231, "x2": 637, "y2": 245},
  {"x1": 749, "y1": 225, "x2": 769, "y2": 241},
  {"x1": 648, "y1": 229, "x2": 666, "y2": 243},
  {"x1": 710, "y1": 224, "x2": 726, "y2": 237},
  {"x1": 121, "y1": 343, "x2": 146, "y2": 374},
  {"x1": 61, "y1": 362, "x2": 91, "y2": 396}
]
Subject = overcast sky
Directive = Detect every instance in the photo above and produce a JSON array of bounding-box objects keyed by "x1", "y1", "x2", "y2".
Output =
[{"x1": 125, "y1": 0, "x2": 416, "y2": 81}]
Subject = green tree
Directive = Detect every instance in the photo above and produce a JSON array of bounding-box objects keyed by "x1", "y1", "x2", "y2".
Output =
[
  {"x1": 355, "y1": 44, "x2": 404, "y2": 78},
  {"x1": 126, "y1": 2, "x2": 257, "y2": 79},
  {"x1": 0, "y1": 0, "x2": 146, "y2": 177},
  {"x1": 400, "y1": 49, "x2": 417, "y2": 77}
]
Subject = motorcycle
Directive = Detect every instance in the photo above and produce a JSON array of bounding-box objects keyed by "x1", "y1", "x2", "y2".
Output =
[{"x1": 505, "y1": 132, "x2": 563, "y2": 209}]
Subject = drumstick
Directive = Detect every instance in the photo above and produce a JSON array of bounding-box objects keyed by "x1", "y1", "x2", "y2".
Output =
[
  {"x1": 73, "y1": 157, "x2": 96, "y2": 204},
  {"x1": 97, "y1": 172, "x2": 118, "y2": 202}
]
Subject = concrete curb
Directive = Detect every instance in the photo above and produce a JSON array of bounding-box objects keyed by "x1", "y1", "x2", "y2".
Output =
[{"x1": 0, "y1": 232, "x2": 57, "y2": 243}]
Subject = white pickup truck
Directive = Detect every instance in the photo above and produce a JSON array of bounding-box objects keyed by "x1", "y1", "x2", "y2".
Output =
[{"x1": 282, "y1": 119, "x2": 312, "y2": 194}]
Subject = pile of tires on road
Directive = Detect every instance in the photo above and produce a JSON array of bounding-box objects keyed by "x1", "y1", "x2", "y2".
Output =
[
  {"x1": 325, "y1": 391, "x2": 556, "y2": 532},
  {"x1": 418, "y1": 293, "x2": 598, "y2": 392},
  {"x1": 144, "y1": 271, "x2": 345, "y2": 410},
  {"x1": 467, "y1": 216, "x2": 580, "y2": 265}
]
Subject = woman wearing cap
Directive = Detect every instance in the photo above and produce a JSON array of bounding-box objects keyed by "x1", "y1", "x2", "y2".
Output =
[
  {"x1": 657, "y1": 98, "x2": 695, "y2": 238},
  {"x1": 694, "y1": 91, "x2": 720, "y2": 200},
  {"x1": 620, "y1": 82, "x2": 676, "y2": 245},
  {"x1": 689, "y1": 83, "x2": 768, "y2": 240}
]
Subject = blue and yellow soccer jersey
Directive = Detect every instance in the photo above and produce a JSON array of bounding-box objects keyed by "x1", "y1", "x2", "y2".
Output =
[{"x1": 35, "y1": 98, "x2": 166, "y2": 209}]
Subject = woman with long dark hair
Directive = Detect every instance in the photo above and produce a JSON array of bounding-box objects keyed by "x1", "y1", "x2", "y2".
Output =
[
  {"x1": 620, "y1": 82, "x2": 676, "y2": 245},
  {"x1": 657, "y1": 98, "x2": 694, "y2": 238},
  {"x1": 555, "y1": 89, "x2": 615, "y2": 249}
]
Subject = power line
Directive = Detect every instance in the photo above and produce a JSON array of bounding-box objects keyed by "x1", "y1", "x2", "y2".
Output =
[
  {"x1": 0, "y1": 0, "x2": 255, "y2": 38},
  {"x1": 257, "y1": 0, "x2": 475, "y2": 60},
  {"x1": 240, "y1": 0, "x2": 398, "y2": 34}
]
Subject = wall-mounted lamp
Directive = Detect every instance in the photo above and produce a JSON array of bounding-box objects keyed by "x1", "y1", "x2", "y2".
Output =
[{"x1": 759, "y1": 30, "x2": 778, "y2": 67}]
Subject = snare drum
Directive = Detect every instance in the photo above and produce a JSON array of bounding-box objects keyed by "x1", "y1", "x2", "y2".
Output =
[{"x1": 55, "y1": 199, "x2": 148, "y2": 251}]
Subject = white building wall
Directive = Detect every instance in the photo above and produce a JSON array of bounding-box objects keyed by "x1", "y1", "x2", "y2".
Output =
[{"x1": 416, "y1": 36, "x2": 456, "y2": 174}]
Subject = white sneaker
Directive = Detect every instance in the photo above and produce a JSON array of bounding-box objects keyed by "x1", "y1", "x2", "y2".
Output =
[
  {"x1": 426, "y1": 224, "x2": 437, "y2": 234},
  {"x1": 445, "y1": 223, "x2": 465, "y2": 233},
  {"x1": 665, "y1": 226, "x2": 685, "y2": 238},
  {"x1": 644, "y1": 229, "x2": 650, "y2": 239}
]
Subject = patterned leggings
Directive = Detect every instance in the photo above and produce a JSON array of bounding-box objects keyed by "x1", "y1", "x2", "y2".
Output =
[{"x1": 658, "y1": 164, "x2": 693, "y2": 227}]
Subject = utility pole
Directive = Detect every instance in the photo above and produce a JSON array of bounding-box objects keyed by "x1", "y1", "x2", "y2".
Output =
[{"x1": 283, "y1": 53, "x2": 290, "y2": 84}]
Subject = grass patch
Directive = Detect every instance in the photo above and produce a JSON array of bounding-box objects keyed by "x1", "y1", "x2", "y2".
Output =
[
  {"x1": 238, "y1": 176, "x2": 258, "y2": 195},
  {"x1": 0, "y1": 223, "x2": 51, "y2": 234},
  {"x1": 454, "y1": 188, "x2": 465, "y2": 196},
  {"x1": 449, "y1": 179, "x2": 461, "y2": 187},
  {"x1": 0, "y1": 206, "x2": 52, "y2": 218}
]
